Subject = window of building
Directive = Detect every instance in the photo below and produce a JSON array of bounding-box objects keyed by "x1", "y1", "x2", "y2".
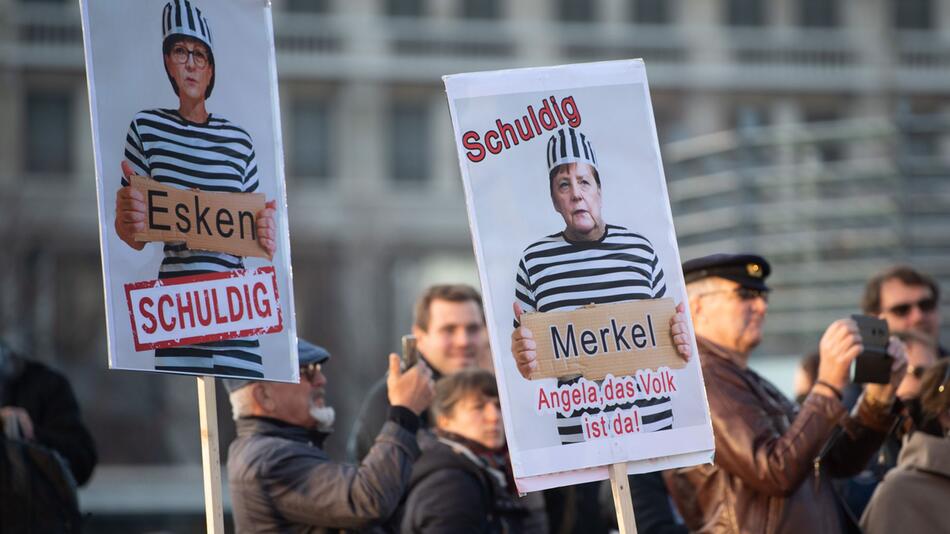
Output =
[
  {"x1": 389, "y1": 101, "x2": 430, "y2": 183},
  {"x1": 387, "y1": 0, "x2": 425, "y2": 17},
  {"x1": 725, "y1": 0, "x2": 765, "y2": 26},
  {"x1": 799, "y1": 0, "x2": 838, "y2": 27},
  {"x1": 632, "y1": 0, "x2": 669, "y2": 24},
  {"x1": 460, "y1": 0, "x2": 500, "y2": 19},
  {"x1": 557, "y1": 0, "x2": 595, "y2": 23},
  {"x1": 285, "y1": 0, "x2": 329, "y2": 13},
  {"x1": 25, "y1": 90, "x2": 72, "y2": 176},
  {"x1": 894, "y1": 0, "x2": 932, "y2": 30},
  {"x1": 291, "y1": 98, "x2": 332, "y2": 182}
]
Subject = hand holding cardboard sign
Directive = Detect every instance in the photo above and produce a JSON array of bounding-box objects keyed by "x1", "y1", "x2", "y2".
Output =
[
  {"x1": 115, "y1": 160, "x2": 148, "y2": 251},
  {"x1": 256, "y1": 200, "x2": 277, "y2": 259},
  {"x1": 511, "y1": 302, "x2": 538, "y2": 379},
  {"x1": 512, "y1": 300, "x2": 692, "y2": 380},
  {"x1": 670, "y1": 302, "x2": 693, "y2": 361}
]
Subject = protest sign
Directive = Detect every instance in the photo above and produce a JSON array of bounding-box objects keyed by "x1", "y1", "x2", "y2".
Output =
[
  {"x1": 520, "y1": 298, "x2": 684, "y2": 381},
  {"x1": 81, "y1": 0, "x2": 297, "y2": 381},
  {"x1": 444, "y1": 60, "x2": 714, "y2": 494},
  {"x1": 129, "y1": 176, "x2": 269, "y2": 259}
]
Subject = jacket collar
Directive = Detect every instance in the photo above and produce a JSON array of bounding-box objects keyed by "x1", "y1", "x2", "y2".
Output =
[
  {"x1": 899, "y1": 431, "x2": 950, "y2": 479},
  {"x1": 696, "y1": 336, "x2": 750, "y2": 369},
  {"x1": 235, "y1": 416, "x2": 329, "y2": 448}
]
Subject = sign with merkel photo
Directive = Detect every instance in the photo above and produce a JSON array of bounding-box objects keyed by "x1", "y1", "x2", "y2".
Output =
[
  {"x1": 81, "y1": 0, "x2": 298, "y2": 381},
  {"x1": 444, "y1": 60, "x2": 714, "y2": 493}
]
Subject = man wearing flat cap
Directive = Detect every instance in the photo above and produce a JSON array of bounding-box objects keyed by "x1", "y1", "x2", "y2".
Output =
[
  {"x1": 226, "y1": 339, "x2": 434, "y2": 533},
  {"x1": 663, "y1": 253, "x2": 909, "y2": 534}
]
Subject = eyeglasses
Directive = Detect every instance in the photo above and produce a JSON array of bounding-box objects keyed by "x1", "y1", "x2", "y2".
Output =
[
  {"x1": 300, "y1": 362, "x2": 323, "y2": 382},
  {"x1": 885, "y1": 296, "x2": 938, "y2": 318},
  {"x1": 697, "y1": 287, "x2": 770, "y2": 303},
  {"x1": 169, "y1": 45, "x2": 209, "y2": 68}
]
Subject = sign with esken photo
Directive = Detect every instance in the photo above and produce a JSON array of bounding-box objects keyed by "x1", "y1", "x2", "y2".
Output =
[
  {"x1": 444, "y1": 60, "x2": 714, "y2": 493},
  {"x1": 81, "y1": 0, "x2": 298, "y2": 380}
]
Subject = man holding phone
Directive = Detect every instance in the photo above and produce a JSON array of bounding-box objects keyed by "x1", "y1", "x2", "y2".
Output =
[
  {"x1": 862, "y1": 265, "x2": 944, "y2": 355},
  {"x1": 664, "y1": 253, "x2": 908, "y2": 534},
  {"x1": 347, "y1": 284, "x2": 488, "y2": 463}
]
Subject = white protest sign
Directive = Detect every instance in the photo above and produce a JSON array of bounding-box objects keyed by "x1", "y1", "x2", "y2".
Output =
[
  {"x1": 81, "y1": 0, "x2": 297, "y2": 381},
  {"x1": 444, "y1": 60, "x2": 714, "y2": 493}
]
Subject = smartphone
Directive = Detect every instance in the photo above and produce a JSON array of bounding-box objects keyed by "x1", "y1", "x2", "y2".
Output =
[
  {"x1": 400, "y1": 334, "x2": 420, "y2": 371},
  {"x1": 851, "y1": 314, "x2": 891, "y2": 384}
]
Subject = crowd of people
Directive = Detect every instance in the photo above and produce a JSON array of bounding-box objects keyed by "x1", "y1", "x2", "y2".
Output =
[
  {"x1": 1, "y1": 258, "x2": 946, "y2": 533},
  {"x1": 216, "y1": 258, "x2": 944, "y2": 534}
]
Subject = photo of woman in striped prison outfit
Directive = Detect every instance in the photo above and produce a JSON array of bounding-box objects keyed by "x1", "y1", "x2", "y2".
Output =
[
  {"x1": 510, "y1": 126, "x2": 692, "y2": 445},
  {"x1": 113, "y1": 0, "x2": 276, "y2": 378}
]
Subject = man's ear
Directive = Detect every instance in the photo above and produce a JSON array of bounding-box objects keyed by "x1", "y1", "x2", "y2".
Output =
[
  {"x1": 251, "y1": 384, "x2": 275, "y2": 413},
  {"x1": 412, "y1": 324, "x2": 426, "y2": 341}
]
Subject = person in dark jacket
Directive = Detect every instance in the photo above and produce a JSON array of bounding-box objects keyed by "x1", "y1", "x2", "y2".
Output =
[
  {"x1": 664, "y1": 253, "x2": 908, "y2": 534},
  {"x1": 0, "y1": 340, "x2": 97, "y2": 485},
  {"x1": 347, "y1": 284, "x2": 488, "y2": 463},
  {"x1": 225, "y1": 339, "x2": 434, "y2": 533},
  {"x1": 400, "y1": 368, "x2": 527, "y2": 533}
]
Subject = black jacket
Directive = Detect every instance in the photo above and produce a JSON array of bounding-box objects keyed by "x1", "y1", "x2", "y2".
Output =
[
  {"x1": 0, "y1": 352, "x2": 97, "y2": 485},
  {"x1": 399, "y1": 432, "x2": 526, "y2": 534}
]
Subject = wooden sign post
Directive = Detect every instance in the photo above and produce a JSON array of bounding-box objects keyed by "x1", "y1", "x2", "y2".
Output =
[
  {"x1": 197, "y1": 376, "x2": 225, "y2": 533},
  {"x1": 609, "y1": 462, "x2": 638, "y2": 534}
]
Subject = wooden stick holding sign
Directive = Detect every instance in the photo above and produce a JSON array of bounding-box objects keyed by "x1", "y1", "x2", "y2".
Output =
[
  {"x1": 197, "y1": 376, "x2": 225, "y2": 533},
  {"x1": 129, "y1": 175, "x2": 268, "y2": 259},
  {"x1": 609, "y1": 462, "x2": 638, "y2": 533},
  {"x1": 519, "y1": 298, "x2": 684, "y2": 381}
]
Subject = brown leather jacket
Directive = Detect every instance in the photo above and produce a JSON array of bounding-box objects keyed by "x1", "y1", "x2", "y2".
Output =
[{"x1": 664, "y1": 337, "x2": 896, "y2": 534}]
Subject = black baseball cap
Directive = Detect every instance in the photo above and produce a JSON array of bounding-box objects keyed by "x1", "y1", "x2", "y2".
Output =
[
  {"x1": 682, "y1": 253, "x2": 771, "y2": 291},
  {"x1": 223, "y1": 339, "x2": 330, "y2": 393}
]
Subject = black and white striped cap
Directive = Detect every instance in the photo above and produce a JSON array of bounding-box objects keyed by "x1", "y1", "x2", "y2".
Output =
[
  {"x1": 162, "y1": 0, "x2": 213, "y2": 53},
  {"x1": 546, "y1": 126, "x2": 598, "y2": 173}
]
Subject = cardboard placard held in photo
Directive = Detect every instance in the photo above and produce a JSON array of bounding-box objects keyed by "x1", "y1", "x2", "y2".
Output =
[
  {"x1": 130, "y1": 175, "x2": 268, "y2": 258},
  {"x1": 521, "y1": 298, "x2": 684, "y2": 381}
]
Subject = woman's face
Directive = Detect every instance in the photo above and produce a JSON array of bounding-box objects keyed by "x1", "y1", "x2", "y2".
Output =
[
  {"x1": 437, "y1": 392, "x2": 505, "y2": 450},
  {"x1": 164, "y1": 37, "x2": 213, "y2": 102},
  {"x1": 550, "y1": 162, "x2": 605, "y2": 241}
]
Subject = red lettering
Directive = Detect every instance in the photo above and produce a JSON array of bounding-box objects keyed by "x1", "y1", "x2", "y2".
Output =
[
  {"x1": 550, "y1": 96, "x2": 565, "y2": 124},
  {"x1": 139, "y1": 297, "x2": 157, "y2": 334},
  {"x1": 226, "y1": 286, "x2": 244, "y2": 322},
  {"x1": 212, "y1": 288, "x2": 228, "y2": 324},
  {"x1": 562, "y1": 96, "x2": 581, "y2": 127},
  {"x1": 243, "y1": 284, "x2": 255, "y2": 320},
  {"x1": 484, "y1": 130, "x2": 502, "y2": 154},
  {"x1": 538, "y1": 389, "x2": 551, "y2": 411},
  {"x1": 176, "y1": 291, "x2": 196, "y2": 329},
  {"x1": 538, "y1": 99, "x2": 557, "y2": 130},
  {"x1": 252, "y1": 282, "x2": 271, "y2": 317},
  {"x1": 495, "y1": 119, "x2": 518, "y2": 149},
  {"x1": 196, "y1": 290, "x2": 213, "y2": 326},
  {"x1": 158, "y1": 294, "x2": 176, "y2": 332},
  {"x1": 462, "y1": 131, "x2": 485, "y2": 163}
]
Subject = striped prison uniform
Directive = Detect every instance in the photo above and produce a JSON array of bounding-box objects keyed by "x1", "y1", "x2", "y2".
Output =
[
  {"x1": 122, "y1": 108, "x2": 263, "y2": 377},
  {"x1": 515, "y1": 224, "x2": 673, "y2": 444}
]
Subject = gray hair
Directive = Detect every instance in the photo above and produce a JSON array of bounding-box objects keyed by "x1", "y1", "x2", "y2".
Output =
[{"x1": 228, "y1": 385, "x2": 257, "y2": 421}]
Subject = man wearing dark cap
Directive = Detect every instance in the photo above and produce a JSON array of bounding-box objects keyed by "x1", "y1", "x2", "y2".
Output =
[
  {"x1": 664, "y1": 253, "x2": 909, "y2": 534},
  {"x1": 226, "y1": 339, "x2": 434, "y2": 533}
]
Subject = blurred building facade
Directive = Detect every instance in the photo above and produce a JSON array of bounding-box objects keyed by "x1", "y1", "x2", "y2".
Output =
[{"x1": 2, "y1": 0, "x2": 949, "y2": 527}]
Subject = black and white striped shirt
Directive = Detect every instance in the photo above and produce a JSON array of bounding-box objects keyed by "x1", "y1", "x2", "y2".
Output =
[
  {"x1": 122, "y1": 108, "x2": 263, "y2": 377},
  {"x1": 515, "y1": 224, "x2": 673, "y2": 444}
]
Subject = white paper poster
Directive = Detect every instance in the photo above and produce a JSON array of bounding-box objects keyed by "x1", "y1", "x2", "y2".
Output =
[
  {"x1": 81, "y1": 0, "x2": 297, "y2": 381},
  {"x1": 444, "y1": 60, "x2": 714, "y2": 492}
]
